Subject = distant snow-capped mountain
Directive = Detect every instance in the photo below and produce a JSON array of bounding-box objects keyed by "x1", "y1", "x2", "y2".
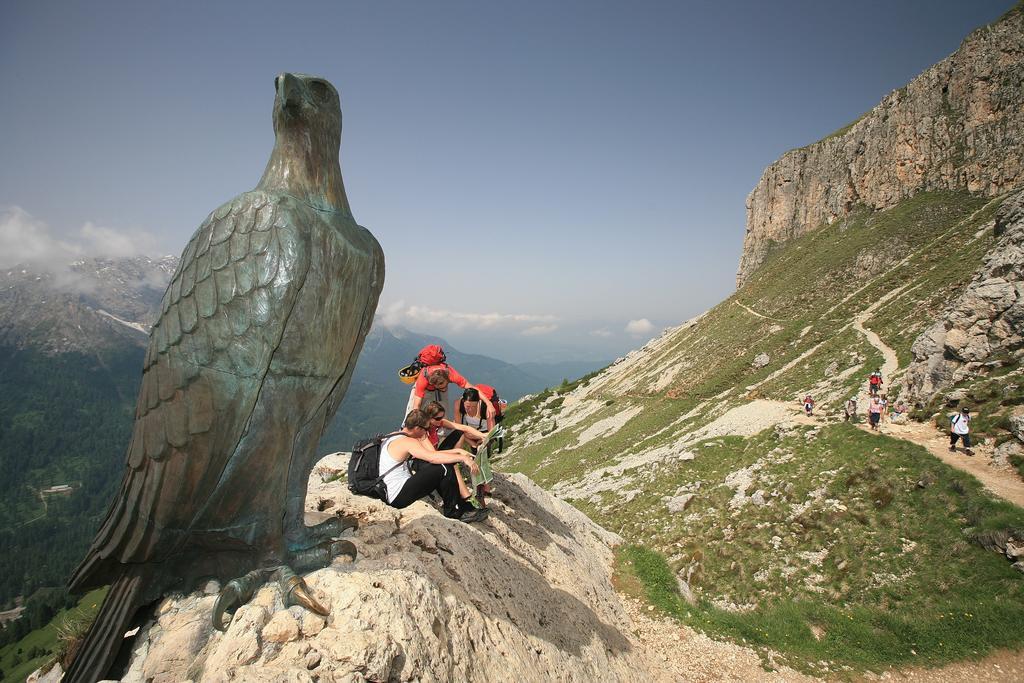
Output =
[{"x1": 0, "y1": 255, "x2": 177, "y2": 353}]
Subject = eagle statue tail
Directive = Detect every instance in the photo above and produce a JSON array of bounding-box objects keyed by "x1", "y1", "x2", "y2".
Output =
[{"x1": 65, "y1": 570, "x2": 146, "y2": 683}]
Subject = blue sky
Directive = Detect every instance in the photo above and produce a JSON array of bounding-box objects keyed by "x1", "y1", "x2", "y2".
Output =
[{"x1": 0, "y1": 0, "x2": 1013, "y2": 362}]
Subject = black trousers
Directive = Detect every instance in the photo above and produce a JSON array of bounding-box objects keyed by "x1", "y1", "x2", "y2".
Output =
[
  {"x1": 949, "y1": 432, "x2": 971, "y2": 448},
  {"x1": 390, "y1": 462, "x2": 465, "y2": 517},
  {"x1": 437, "y1": 429, "x2": 464, "y2": 450}
]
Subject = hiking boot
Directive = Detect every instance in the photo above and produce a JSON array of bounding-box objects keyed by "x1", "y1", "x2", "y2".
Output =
[
  {"x1": 949, "y1": 446, "x2": 957, "y2": 452},
  {"x1": 459, "y1": 509, "x2": 489, "y2": 524},
  {"x1": 965, "y1": 449, "x2": 975, "y2": 456}
]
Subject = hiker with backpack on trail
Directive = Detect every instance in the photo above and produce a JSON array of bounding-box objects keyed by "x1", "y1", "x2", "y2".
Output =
[
  {"x1": 355, "y1": 409, "x2": 488, "y2": 523},
  {"x1": 803, "y1": 395, "x2": 815, "y2": 417},
  {"x1": 868, "y1": 370, "x2": 883, "y2": 396},
  {"x1": 949, "y1": 407, "x2": 974, "y2": 456},
  {"x1": 844, "y1": 396, "x2": 858, "y2": 422},
  {"x1": 868, "y1": 395, "x2": 883, "y2": 430}
]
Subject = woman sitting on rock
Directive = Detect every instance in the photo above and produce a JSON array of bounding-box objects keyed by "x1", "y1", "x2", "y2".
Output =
[{"x1": 378, "y1": 409, "x2": 487, "y2": 523}]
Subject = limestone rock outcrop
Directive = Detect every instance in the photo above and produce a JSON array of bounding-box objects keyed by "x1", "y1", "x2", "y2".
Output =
[
  {"x1": 737, "y1": 5, "x2": 1024, "y2": 287},
  {"x1": 110, "y1": 455, "x2": 652, "y2": 682},
  {"x1": 903, "y1": 190, "x2": 1024, "y2": 403}
]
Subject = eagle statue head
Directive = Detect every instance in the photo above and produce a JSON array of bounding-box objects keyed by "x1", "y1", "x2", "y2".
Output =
[{"x1": 259, "y1": 72, "x2": 351, "y2": 215}]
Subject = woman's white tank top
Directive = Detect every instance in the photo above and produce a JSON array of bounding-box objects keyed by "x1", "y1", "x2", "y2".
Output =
[
  {"x1": 379, "y1": 434, "x2": 411, "y2": 504},
  {"x1": 462, "y1": 409, "x2": 488, "y2": 432}
]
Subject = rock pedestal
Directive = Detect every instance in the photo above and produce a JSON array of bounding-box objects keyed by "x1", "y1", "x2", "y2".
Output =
[{"x1": 111, "y1": 458, "x2": 649, "y2": 682}]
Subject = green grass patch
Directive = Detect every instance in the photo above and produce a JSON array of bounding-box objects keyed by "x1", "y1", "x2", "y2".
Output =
[
  {"x1": 1010, "y1": 454, "x2": 1024, "y2": 480},
  {"x1": 616, "y1": 537, "x2": 1024, "y2": 676},
  {"x1": 0, "y1": 587, "x2": 106, "y2": 682}
]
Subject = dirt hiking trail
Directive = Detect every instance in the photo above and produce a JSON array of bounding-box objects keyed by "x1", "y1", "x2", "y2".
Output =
[
  {"x1": 880, "y1": 419, "x2": 1024, "y2": 508},
  {"x1": 850, "y1": 301, "x2": 1024, "y2": 508}
]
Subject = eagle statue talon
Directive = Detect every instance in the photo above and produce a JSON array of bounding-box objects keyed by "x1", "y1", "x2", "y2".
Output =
[
  {"x1": 212, "y1": 540, "x2": 354, "y2": 630},
  {"x1": 287, "y1": 515, "x2": 358, "y2": 553},
  {"x1": 277, "y1": 565, "x2": 329, "y2": 616},
  {"x1": 212, "y1": 568, "x2": 271, "y2": 632}
]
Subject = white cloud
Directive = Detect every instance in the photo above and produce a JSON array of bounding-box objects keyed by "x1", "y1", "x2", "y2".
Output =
[
  {"x1": 79, "y1": 222, "x2": 159, "y2": 259},
  {"x1": 0, "y1": 206, "x2": 158, "y2": 269},
  {"x1": 0, "y1": 206, "x2": 162, "y2": 294},
  {"x1": 379, "y1": 300, "x2": 557, "y2": 334},
  {"x1": 589, "y1": 329, "x2": 612, "y2": 338},
  {"x1": 0, "y1": 206, "x2": 80, "y2": 269},
  {"x1": 521, "y1": 324, "x2": 558, "y2": 336},
  {"x1": 625, "y1": 318, "x2": 655, "y2": 336}
]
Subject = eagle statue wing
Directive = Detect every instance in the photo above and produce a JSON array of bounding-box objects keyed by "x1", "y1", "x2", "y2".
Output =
[{"x1": 71, "y1": 189, "x2": 310, "y2": 589}]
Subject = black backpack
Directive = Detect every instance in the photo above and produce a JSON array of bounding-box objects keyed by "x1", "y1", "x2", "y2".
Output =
[{"x1": 347, "y1": 431, "x2": 406, "y2": 501}]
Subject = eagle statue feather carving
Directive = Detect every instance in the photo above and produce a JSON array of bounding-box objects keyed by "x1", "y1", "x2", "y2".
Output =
[{"x1": 65, "y1": 73, "x2": 384, "y2": 682}]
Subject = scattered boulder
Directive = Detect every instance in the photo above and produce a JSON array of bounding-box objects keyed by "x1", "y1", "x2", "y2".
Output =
[
  {"x1": 666, "y1": 493, "x2": 696, "y2": 513},
  {"x1": 993, "y1": 440, "x2": 1024, "y2": 468},
  {"x1": 751, "y1": 353, "x2": 771, "y2": 370},
  {"x1": 1010, "y1": 406, "x2": 1024, "y2": 444}
]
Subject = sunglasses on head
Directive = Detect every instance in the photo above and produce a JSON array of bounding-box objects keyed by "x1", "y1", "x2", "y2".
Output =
[{"x1": 432, "y1": 414, "x2": 445, "y2": 421}]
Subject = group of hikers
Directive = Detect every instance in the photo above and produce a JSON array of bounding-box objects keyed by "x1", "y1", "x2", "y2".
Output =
[
  {"x1": 804, "y1": 368, "x2": 974, "y2": 455},
  {"x1": 353, "y1": 344, "x2": 508, "y2": 524}
]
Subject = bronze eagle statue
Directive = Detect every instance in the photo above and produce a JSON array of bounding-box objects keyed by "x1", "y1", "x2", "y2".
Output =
[{"x1": 65, "y1": 73, "x2": 384, "y2": 682}]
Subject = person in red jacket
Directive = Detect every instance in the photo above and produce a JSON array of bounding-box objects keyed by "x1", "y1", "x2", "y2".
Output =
[{"x1": 404, "y1": 364, "x2": 494, "y2": 425}]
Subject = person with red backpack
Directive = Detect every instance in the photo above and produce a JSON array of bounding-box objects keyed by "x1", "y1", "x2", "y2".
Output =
[
  {"x1": 401, "y1": 344, "x2": 494, "y2": 423},
  {"x1": 868, "y1": 370, "x2": 883, "y2": 396}
]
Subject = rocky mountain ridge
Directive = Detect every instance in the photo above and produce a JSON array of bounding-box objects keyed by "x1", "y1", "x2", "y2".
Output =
[
  {"x1": 0, "y1": 256, "x2": 176, "y2": 354},
  {"x1": 737, "y1": 3, "x2": 1024, "y2": 286}
]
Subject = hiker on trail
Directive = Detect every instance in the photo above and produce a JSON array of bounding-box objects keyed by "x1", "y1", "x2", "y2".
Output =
[
  {"x1": 868, "y1": 370, "x2": 883, "y2": 396},
  {"x1": 803, "y1": 395, "x2": 815, "y2": 416},
  {"x1": 844, "y1": 396, "x2": 858, "y2": 422},
  {"x1": 879, "y1": 394, "x2": 889, "y2": 423},
  {"x1": 868, "y1": 395, "x2": 883, "y2": 430},
  {"x1": 892, "y1": 399, "x2": 907, "y2": 416},
  {"x1": 377, "y1": 409, "x2": 487, "y2": 522},
  {"x1": 949, "y1": 407, "x2": 974, "y2": 456}
]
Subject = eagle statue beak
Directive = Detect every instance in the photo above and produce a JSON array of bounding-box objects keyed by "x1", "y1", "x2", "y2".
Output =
[{"x1": 276, "y1": 72, "x2": 303, "y2": 114}]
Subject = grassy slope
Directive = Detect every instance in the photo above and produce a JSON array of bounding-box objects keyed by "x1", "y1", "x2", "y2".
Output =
[
  {"x1": 0, "y1": 587, "x2": 106, "y2": 682},
  {"x1": 497, "y1": 191, "x2": 1024, "y2": 674}
]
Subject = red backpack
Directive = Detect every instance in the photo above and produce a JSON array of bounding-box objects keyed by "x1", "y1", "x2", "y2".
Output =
[
  {"x1": 417, "y1": 345, "x2": 446, "y2": 366},
  {"x1": 399, "y1": 345, "x2": 448, "y2": 384},
  {"x1": 476, "y1": 384, "x2": 504, "y2": 421}
]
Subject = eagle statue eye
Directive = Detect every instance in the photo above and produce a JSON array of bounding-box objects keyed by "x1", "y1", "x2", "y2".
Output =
[{"x1": 310, "y1": 81, "x2": 331, "y2": 103}]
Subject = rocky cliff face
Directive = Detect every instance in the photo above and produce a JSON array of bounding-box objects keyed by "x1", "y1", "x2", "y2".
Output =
[
  {"x1": 903, "y1": 189, "x2": 1024, "y2": 402},
  {"x1": 737, "y1": 4, "x2": 1024, "y2": 287}
]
